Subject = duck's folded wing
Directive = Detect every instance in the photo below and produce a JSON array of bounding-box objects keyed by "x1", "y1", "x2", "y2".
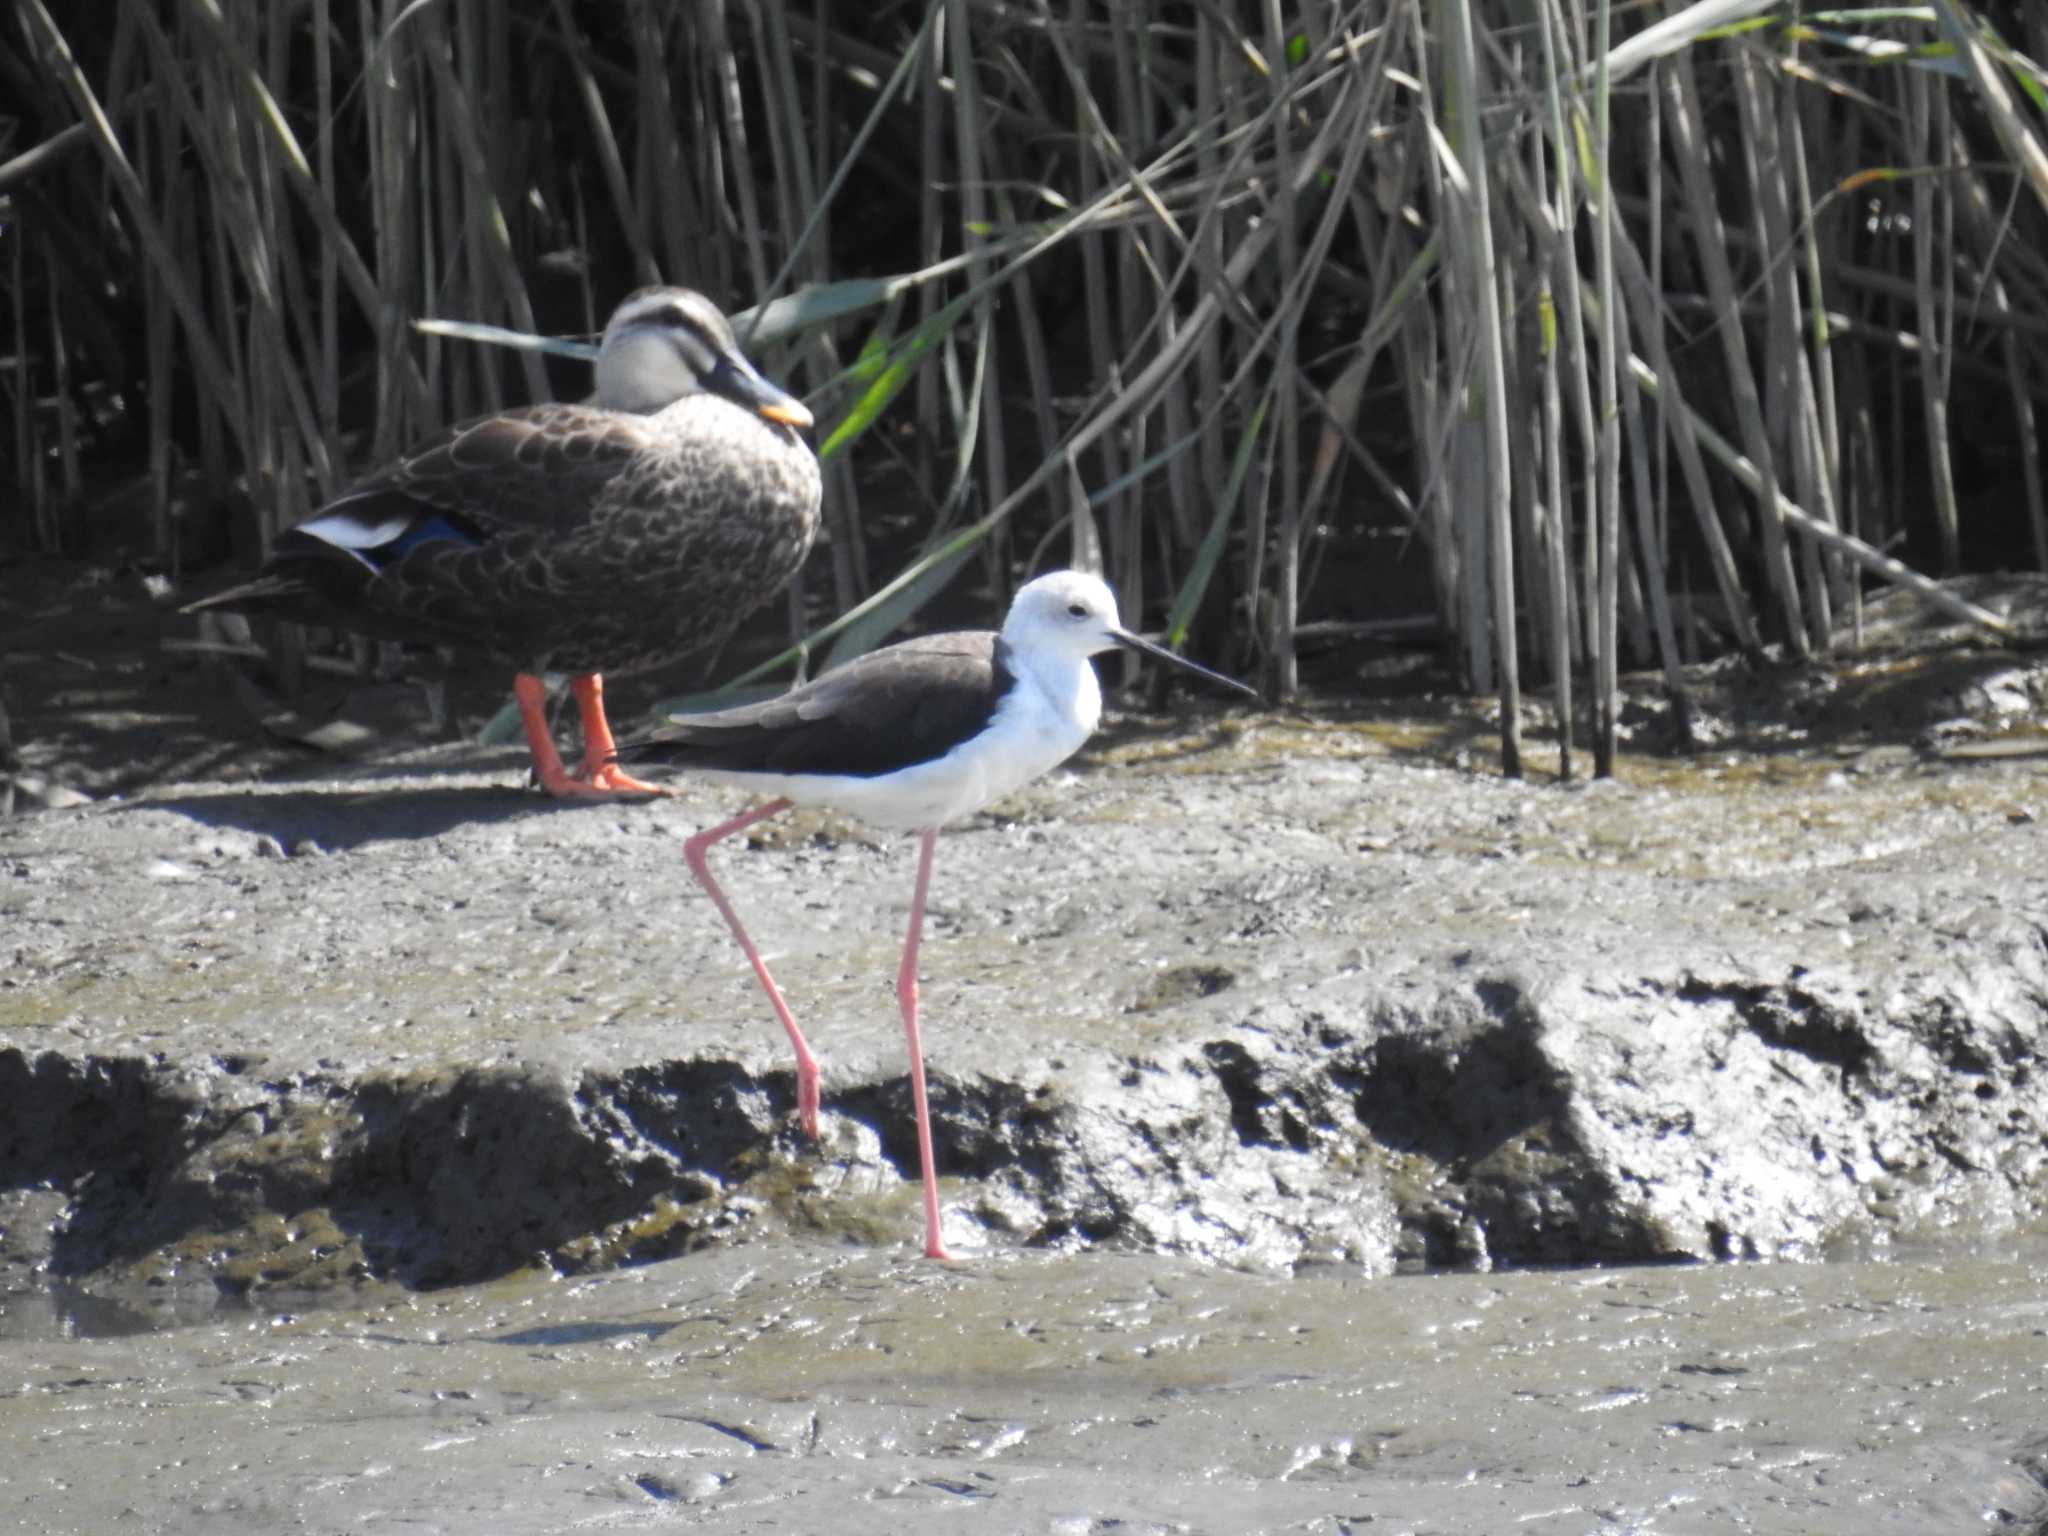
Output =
[
  {"x1": 306, "y1": 405, "x2": 661, "y2": 556},
  {"x1": 182, "y1": 406, "x2": 660, "y2": 612},
  {"x1": 182, "y1": 406, "x2": 667, "y2": 629}
]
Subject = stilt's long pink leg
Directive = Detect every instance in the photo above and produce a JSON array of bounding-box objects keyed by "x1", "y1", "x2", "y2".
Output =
[
  {"x1": 683, "y1": 798, "x2": 822, "y2": 1139},
  {"x1": 897, "y1": 828, "x2": 955, "y2": 1260}
]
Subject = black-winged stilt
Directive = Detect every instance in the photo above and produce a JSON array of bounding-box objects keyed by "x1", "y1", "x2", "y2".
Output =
[
  {"x1": 185, "y1": 287, "x2": 820, "y2": 797},
  {"x1": 619, "y1": 569, "x2": 1257, "y2": 1258}
]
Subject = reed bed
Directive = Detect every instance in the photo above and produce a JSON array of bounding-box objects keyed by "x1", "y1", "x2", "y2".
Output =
[{"x1": 5, "y1": 1, "x2": 2046, "y2": 773}]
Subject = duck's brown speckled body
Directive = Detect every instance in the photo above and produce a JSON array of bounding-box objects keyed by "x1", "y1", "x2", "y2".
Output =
[
  {"x1": 187, "y1": 287, "x2": 821, "y2": 796},
  {"x1": 262, "y1": 394, "x2": 819, "y2": 677}
]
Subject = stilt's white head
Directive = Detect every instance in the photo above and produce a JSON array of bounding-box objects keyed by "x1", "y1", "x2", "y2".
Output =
[
  {"x1": 1000, "y1": 571, "x2": 1259, "y2": 697},
  {"x1": 1001, "y1": 571, "x2": 1128, "y2": 661}
]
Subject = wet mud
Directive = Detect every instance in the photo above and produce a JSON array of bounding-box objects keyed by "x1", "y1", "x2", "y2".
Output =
[
  {"x1": 5, "y1": 701, "x2": 2047, "y2": 1305},
  {"x1": 4, "y1": 569, "x2": 2048, "y2": 1529},
  {"x1": 3, "y1": 1243, "x2": 2045, "y2": 1533}
]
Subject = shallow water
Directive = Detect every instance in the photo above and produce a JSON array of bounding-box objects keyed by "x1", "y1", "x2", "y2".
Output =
[{"x1": 3, "y1": 1240, "x2": 2044, "y2": 1535}]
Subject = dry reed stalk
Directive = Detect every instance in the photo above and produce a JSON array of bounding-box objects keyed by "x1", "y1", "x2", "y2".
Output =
[
  {"x1": 1607, "y1": 257, "x2": 1687, "y2": 707},
  {"x1": 45, "y1": 236, "x2": 76, "y2": 530},
  {"x1": 1931, "y1": 0, "x2": 2048, "y2": 212},
  {"x1": 1787, "y1": 66, "x2": 1846, "y2": 616},
  {"x1": 944, "y1": 0, "x2": 1010, "y2": 605},
  {"x1": 1262, "y1": 0, "x2": 1301, "y2": 699},
  {"x1": 1938, "y1": 113, "x2": 2048, "y2": 570},
  {"x1": 13, "y1": 0, "x2": 2045, "y2": 731},
  {"x1": 758, "y1": 1, "x2": 865, "y2": 617},
  {"x1": 1193, "y1": 4, "x2": 1229, "y2": 609},
  {"x1": 911, "y1": 6, "x2": 949, "y2": 502},
  {"x1": 1439, "y1": 0, "x2": 1520, "y2": 771},
  {"x1": 1735, "y1": 47, "x2": 1832, "y2": 650},
  {"x1": 1909, "y1": 69, "x2": 1962, "y2": 573},
  {"x1": 1587, "y1": 0, "x2": 1620, "y2": 776},
  {"x1": 364, "y1": 0, "x2": 414, "y2": 460},
  {"x1": 1597, "y1": 205, "x2": 1762, "y2": 657},
  {"x1": 706, "y1": 0, "x2": 772, "y2": 304},
  {"x1": 1062, "y1": 0, "x2": 1125, "y2": 607},
  {"x1": 1626, "y1": 352, "x2": 2012, "y2": 636},
  {"x1": 310, "y1": 0, "x2": 338, "y2": 489},
  {"x1": 430, "y1": 20, "x2": 548, "y2": 405},
  {"x1": 23, "y1": 0, "x2": 247, "y2": 472},
  {"x1": 196, "y1": 0, "x2": 426, "y2": 425},
  {"x1": 6, "y1": 172, "x2": 28, "y2": 537},
  {"x1": 631, "y1": 0, "x2": 691, "y2": 288},
  {"x1": 1664, "y1": 49, "x2": 1807, "y2": 657},
  {"x1": 1106, "y1": 3, "x2": 1147, "y2": 656},
  {"x1": 1531, "y1": 0, "x2": 1587, "y2": 773},
  {"x1": 549, "y1": 0, "x2": 657, "y2": 289}
]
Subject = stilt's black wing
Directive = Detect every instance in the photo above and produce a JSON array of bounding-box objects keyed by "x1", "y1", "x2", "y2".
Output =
[{"x1": 622, "y1": 632, "x2": 1013, "y2": 780}]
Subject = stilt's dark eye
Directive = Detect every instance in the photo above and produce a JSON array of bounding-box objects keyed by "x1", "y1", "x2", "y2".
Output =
[{"x1": 1067, "y1": 602, "x2": 1088, "y2": 618}]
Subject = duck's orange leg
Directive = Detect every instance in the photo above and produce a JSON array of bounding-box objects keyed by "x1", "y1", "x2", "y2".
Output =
[
  {"x1": 568, "y1": 674, "x2": 670, "y2": 794},
  {"x1": 512, "y1": 673, "x2": 667, "y2": 798}
]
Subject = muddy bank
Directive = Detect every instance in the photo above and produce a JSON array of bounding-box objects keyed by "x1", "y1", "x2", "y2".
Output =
[{"x1": 4, "y1": 698, "x2": 2047, "y2": 1314}]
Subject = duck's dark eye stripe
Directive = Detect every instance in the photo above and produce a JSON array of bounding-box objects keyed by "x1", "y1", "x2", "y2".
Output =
[{"x1": 665, "y1": 326, "x2": 718, "y2": 377}]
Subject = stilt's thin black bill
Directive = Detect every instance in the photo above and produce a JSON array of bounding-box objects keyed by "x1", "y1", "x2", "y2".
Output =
[{"x1": 1111, "y1": 629, "x2": 1259, "y2": 699}]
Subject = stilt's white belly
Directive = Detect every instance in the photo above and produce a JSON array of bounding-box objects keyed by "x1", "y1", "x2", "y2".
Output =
[{"x1": 706, "y1": 670, "x2": 1096, "y2": 832}]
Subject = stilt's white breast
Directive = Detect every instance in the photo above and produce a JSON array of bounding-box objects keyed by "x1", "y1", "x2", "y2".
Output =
[{"x1": 704, "y1": 652, "x2": 1103, "y2": 833}]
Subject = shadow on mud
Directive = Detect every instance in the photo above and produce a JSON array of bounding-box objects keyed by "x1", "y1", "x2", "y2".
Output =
[{"x1": 113, "y1": 781, "x2": 625, "y2": 851}]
